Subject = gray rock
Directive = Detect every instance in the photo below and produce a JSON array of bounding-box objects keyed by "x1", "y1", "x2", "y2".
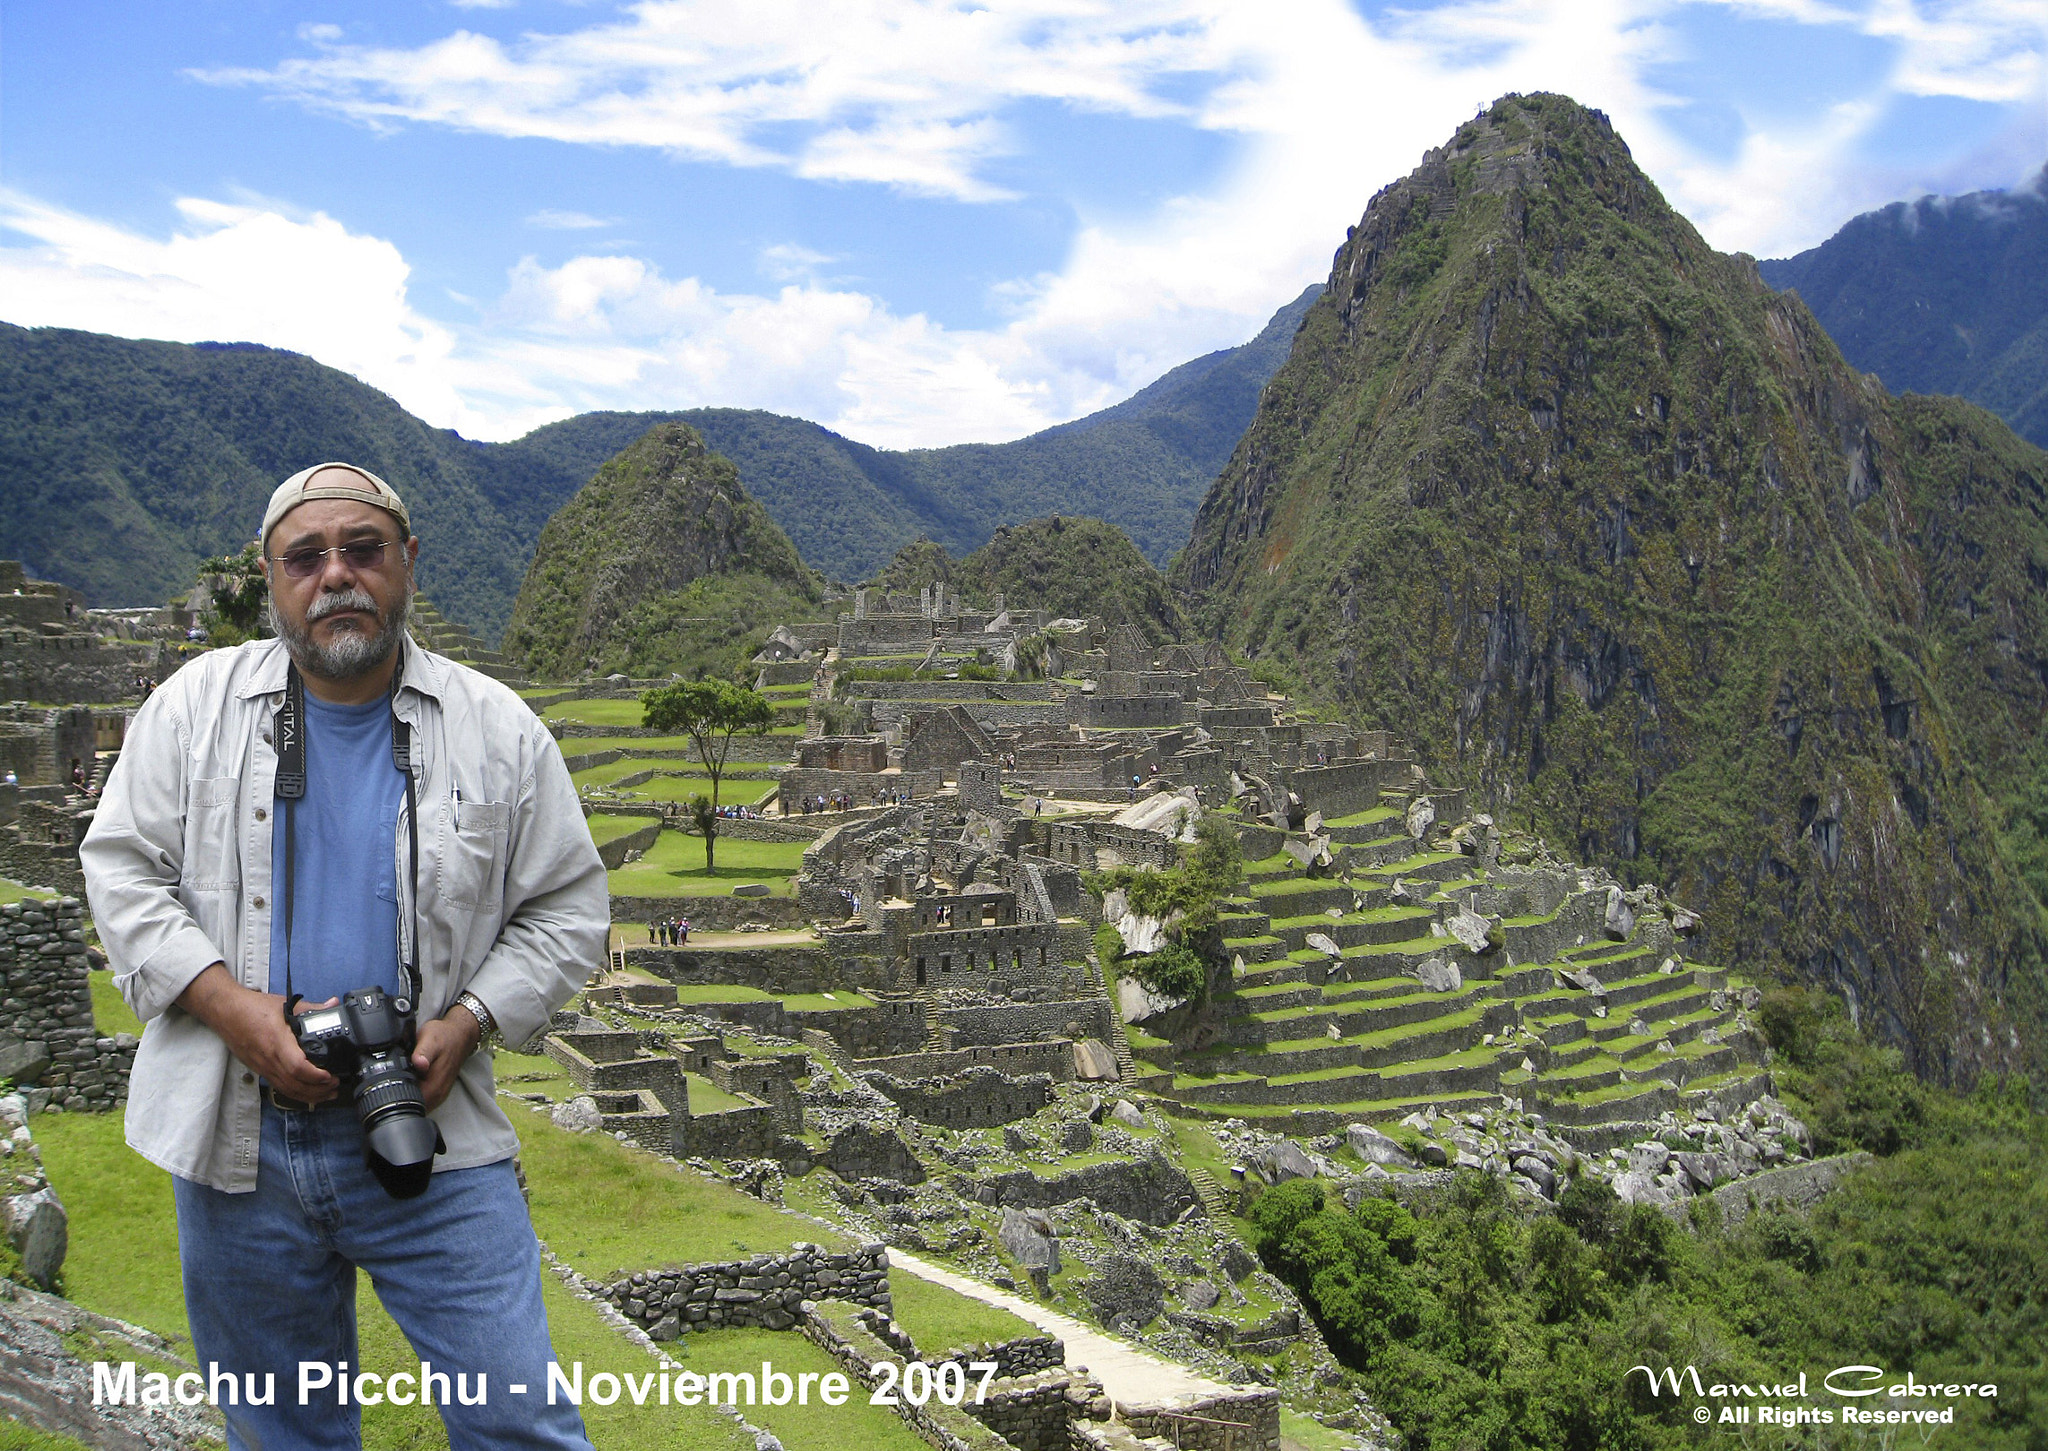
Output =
[
  {"x1": 1061, "y1": 1119, "x2": 1094, "y2": 1152},
  {"x1": 1110, "y1": 1100, "x2": 1145, "y2": 1128},
  {"x1": 1405, "y1": 796, "x2": 1436, "y2": 840},
  {"x1": 1511, "y1": 1155, "x2": 1557, "y2": 1198},
  {"x1": 647, "y1": 1313, "x2": 681, "y2": 1341},
  {"x1": 1446, "y1": 907, "x2": 1492, "y2": 954},
  {"x1": 1305, "y1": 932, "x2": 1341, "y2": 958},
  {"x1": 1, "y1": 1185, "x2": 67, "y2": 1289},
  {"x1": 0, "y1": 1033, "x2": 51, "y2": 1086},
  {"x1": 1219, "y1": 1241, "x2": 1257, "y2": 1282},
  {"x1": 1346, "y1": 1124, "x2": 1417, "y2": 1170},
  {"x1": 1416, "y1": 1141, "x2": 1449, "y2": 1168},
  {"x1": 1259, "y1": 1139, "x2": 1319, "y2": 1183},
  {"x1": 1072, "y1": 1038, "x2": 1120, "y2": 1081},
  {"x1": 1612, "y1": 1170, "x2": 1670, "y2": 1206},
  {"x1": 1673, "y1": 1152, "x2": 1724, "y2": 1191},
  {"x1": 1415, "y1": 957, "x2": 1462, "y2": 993},
  {"x1": 552, "y1": 1095, "x2": 603, "y2": 1133},
  {"x1": 1562, "y1": 968, "x2": 1605, "y2": 996},
  {"x1": 1180, "y1": 1279, "x2": 1221, "y2": 1310},
  {"x1": 998, "y1": 1207, "x2": 1061, "y2": 1274},
  {"x1": 1117, "y1": 975, "x2": 1182, "y2": 1024},
  {"x1": 1628, "y1": 1141, "x2": 1671, "y2": 1176},
  {"x1": 732, "y1": 883, "x2": 773, "y2": 898},
  {"x1": 1604, "y1": 886, "x2": 1635, "y2": 940}
]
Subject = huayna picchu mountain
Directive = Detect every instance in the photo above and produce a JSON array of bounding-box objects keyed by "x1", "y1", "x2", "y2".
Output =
[
  {"x1": 1174, "y1": 93, "x2": 2048, "y2": 1089},
  {"x1": 502, "y1": 422, "x2": 824, "y2": 680}
]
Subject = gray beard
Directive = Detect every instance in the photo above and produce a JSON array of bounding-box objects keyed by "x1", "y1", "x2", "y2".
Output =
[{"x1": 269, "y1": 585, "x2": 412, "y2": 681}]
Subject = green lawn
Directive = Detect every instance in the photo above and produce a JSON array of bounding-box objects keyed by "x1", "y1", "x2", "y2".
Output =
[
  {"x1": 89, "y1": 970, "x2": 144, "y2": 1037},
  {"x1": 681, "y1": 1328, "x2": 928, "y2": 1451},
  {"x1": 684, "y1": 1073, "x2": 749, "y2": 1114},
  {"x1": 668, "y1": 984, "x2": 872, "y2": 1011},
  {"x1": 0, "y1": 1422, "x2": 97, "y2": 1450},
  {"x1": 885, "y1": 1271, "x2": 1033, "y2": 1354},
  {"x1": 0, "y1": 878, "x2": 56, "y2": 907},
  {"x1": 507, "y1": 1095, "x2": 842, "y2": 1273},
  {"x1": 587, "y1": 813, "x2": 662, "y2": 846},
  {"x1": 608, "y1": 834, "x2": 806, "y2": 899},
  {"x1": 543, "y1": 698, "x2": 654, "y2": 728}
]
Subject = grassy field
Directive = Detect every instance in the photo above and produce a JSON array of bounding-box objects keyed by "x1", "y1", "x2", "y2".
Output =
[
  {"x1": 885, "y1": 1271, "x2": 1032, "y2": 1354},
  {"x1": 587, "y1": 813, "x2": 662, "y2": 846},
  {"x1": 0, "y1": 878, "x2": 56, "y2": 907},
  {"x1": 542, "y1": 698, "x2": 655, "y2": 728},
  {"x1": 88, "y1": 970, "x2": 144, "y2": 1037},
  {"x1": 668, "y1": 985, "x2": 872, "y2": 1011},
  {"x1": 608, "y1": 834, "x2": 806, "y2": 899}
]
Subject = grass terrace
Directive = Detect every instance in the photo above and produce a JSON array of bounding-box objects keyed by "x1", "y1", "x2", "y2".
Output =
[
  {"x1": 607, "y1": 833, "x2": 807, "y2": 898},
  {"x1": 587, "y1": 812, "x2": 663, "y2": 846},
  {"x1": 884, "y1": 1270, "x2": 1034, "y2": 1354}
]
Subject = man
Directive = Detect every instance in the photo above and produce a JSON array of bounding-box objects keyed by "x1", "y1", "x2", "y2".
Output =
[{"x1": 82, "y1": 463, "x2": 603, "y2": 1451}]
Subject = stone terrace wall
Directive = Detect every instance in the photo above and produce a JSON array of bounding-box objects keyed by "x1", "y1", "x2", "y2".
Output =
[
  {"x1": 939, "y1": 998, "x2": 1113, "y2": 1049},
  {"x1": 593, "y1": 1241, "x2": 890, "y2": 1339},
  {"x1": 1118, "y1": 1390, "x2": 1282, "y2": 1451},
  {"x1": 0, "y1": 898, "x2": 133, "y2": 1113}
]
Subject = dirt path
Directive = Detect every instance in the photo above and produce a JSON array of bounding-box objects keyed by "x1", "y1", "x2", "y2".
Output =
[{"x1": 886, "y1": 1248, "x2": 1231, "y2": 1407}]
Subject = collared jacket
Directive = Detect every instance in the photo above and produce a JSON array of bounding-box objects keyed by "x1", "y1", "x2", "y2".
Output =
[{"x1": 81, "y1": 635, "x2": 607, "y2": 1192}]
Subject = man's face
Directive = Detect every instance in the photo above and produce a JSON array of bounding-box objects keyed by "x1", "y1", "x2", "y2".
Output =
[{"x1": 262, "y1": 497, "x2": 418, "y2": 681}]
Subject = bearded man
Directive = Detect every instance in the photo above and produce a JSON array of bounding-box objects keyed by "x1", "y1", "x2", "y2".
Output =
[{"x1": 81, "y1": 463, "x2": 602, "y2": 1450}]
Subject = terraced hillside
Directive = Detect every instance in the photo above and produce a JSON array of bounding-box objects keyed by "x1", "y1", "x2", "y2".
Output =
[{"x1": 1126, "y1": 763, "x2": 1766, "y2": 1142}]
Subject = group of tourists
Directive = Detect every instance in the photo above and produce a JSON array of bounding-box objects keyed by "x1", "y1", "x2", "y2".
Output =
[{"x1": 649, "y1": 916, "x2": 691, "y2": 946}]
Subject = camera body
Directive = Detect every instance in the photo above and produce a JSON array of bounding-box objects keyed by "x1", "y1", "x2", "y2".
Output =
[{"x1": 290, "y1": 986, "x2": 442, "y2": 1197}]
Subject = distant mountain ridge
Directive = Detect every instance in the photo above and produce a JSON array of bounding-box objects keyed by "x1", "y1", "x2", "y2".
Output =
[
  {"x1": 0, "y1": 287, "x2": 1317, "y2": 640},
  {"x1": 1761, "y1": 169, "x2": 2048, "y2": 449}
]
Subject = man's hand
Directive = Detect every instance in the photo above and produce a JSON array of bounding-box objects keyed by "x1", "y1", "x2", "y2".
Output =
[
  {"x1": 177, "y1": 963, "x2": 339, "y2": 1103},
  {"x1": 411, "y1": 1005, "x2": 483, "y2": 1113}
]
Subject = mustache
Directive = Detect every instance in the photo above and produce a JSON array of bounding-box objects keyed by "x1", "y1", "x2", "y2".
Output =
[{"x1": 305, "y1": 589, "x2": 380, "y2": 623}]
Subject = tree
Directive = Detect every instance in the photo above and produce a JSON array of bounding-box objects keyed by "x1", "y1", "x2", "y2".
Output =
[
  {"x1": 685, "y1": 793, "x2": 720, "y2": 874},
  {"x1": 199, "y1": 543, "x2": 268, "y2": 646},
  {"x1": 640, "y1": 679, "x2": 776, "y2": 808}
]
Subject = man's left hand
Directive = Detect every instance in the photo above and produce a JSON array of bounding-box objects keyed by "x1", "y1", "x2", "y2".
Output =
[{"x1": 412, "y1": 1006, "x2": 483, "y2": 1112}]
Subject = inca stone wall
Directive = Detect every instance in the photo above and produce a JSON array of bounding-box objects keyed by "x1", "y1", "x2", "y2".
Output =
[
  {"x1": 0, "y1": 898, "x2": 133, "y2": 1113},
  {"x1": 593, "y1": 1241, "x2": 890, "y2": 1338}
]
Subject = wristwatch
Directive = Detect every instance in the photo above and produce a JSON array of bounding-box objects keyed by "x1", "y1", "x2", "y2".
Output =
[{"x1": 453, "y1": 990, "x2": 499, "y2": 1047}]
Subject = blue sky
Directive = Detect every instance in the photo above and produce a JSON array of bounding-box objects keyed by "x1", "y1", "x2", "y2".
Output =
[{"x1": 2, "y1": 1, "x2": 2043, "y2": 446}]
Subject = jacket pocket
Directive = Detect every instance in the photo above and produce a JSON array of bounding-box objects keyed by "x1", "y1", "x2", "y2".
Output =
[
  {"x1": 183, "y1": 777, "x2": 242, "y2": 892},
  {"x1": 439, "y1": 799, "x2": 510, "y2": 913}
]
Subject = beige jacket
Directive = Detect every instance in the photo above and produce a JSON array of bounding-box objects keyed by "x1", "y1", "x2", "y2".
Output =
[{"x1": 80, "y1": 636, "x2": 606, "y2": 1192}]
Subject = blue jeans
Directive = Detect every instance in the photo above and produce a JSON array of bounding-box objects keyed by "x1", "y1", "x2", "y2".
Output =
[{"x1": 174, "y1": 1101, "x2": 592, "y2": 1451}]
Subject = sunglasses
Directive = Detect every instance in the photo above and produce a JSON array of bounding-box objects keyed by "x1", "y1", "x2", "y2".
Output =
[{"x1": 268, "y1": 540, "x2": 402, "y2": 578}]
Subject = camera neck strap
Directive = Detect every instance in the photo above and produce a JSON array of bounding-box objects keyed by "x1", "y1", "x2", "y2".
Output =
[{"x1": 274, "y1": 658, "x2": 422, "y2": 1007}]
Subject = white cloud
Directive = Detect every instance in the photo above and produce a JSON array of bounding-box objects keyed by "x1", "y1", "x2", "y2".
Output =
[
  {"x1": 525, "y1": 208, "x2": 618, "y2": 229},
  {"x1": 13, "y1": 1, "x2": 2044, "y2": 451}
]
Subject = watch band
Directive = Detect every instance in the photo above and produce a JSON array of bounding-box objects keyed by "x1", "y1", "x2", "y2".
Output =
[{"x1": 453, "y1": 990, "x2": 499, "y2": 1045}]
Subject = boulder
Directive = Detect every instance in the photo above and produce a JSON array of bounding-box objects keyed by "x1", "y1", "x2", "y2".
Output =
[
  {"x1": 1446, "y1": 907, "x2": 1492, "y2": 954},
  {"x1": 1672, "y1": 1151, "x2": 1723, "y2": 1191},
  {"x1": 552, "y1": 1096, "x2": 603, "y2": 1133},
  {"x1": 998, "y1": 1207, "x2": 1061, "y2": 1274},
  {"x1": 0, "y1": 1033, "x2": 50, "y2": 1087},
  {"x1": 1346, "y1": 1125, "x2": 1417, "y2": 1170},
  {"x1": 1305, "y1": 932, "x2": 1342, "y2": 958},
  {"x1": 1117, "y1": 975, "x2": 1184, "y2": 1025},
  {"x1": 1562, "y1": 968, "x2": 1605, "y2": 996},
  {"x1": 1405, "y1": 795, "x2": 1436, "y2": 840},
  {"x1": 1072, "y1": 1039, "x2": 1120, "y2": 1082},
  {"x1": 732, "y1": 883, "x2": 772, "y2": 898},
  {"x1": 1612, "y1": 1170, "x2": 1670, "y2": 1206},
  {"x1": 1603, "y1": 886, "x2": 1635, "y2": 940},
  {"x1": 1110, "y1": 1100, "x2": 1146, "y2": 1128},
  {"x1": 1416, "y1": 1141, "x2": 1449, "y2": 1168},
  {"x1": 1219, "y1": 1241, "x2": 1258, "y2": 1282},
  {"x1": 1511, "y1": 1155, "x2": 1557, "y2": 1198},
  {"x1": 1180, "y1": 1280, "x2": 1221, "y2": 1311},
  {"x1": 1628, "y1": 1141, "x2": 1671, "y2": 1176},
  {"x1": 1669, "y1": 905, "x2": 1701, "y2": 935},
  {"x1": 1415, "y1": 957, "x2": 1463, "y2": 993},
  {"x1": 1, "y1": 1185, "x2": 67, "y2": 1290},
  {"x1": 1259, "y1": 1140, "x2": 1320, "y2": 1183}
]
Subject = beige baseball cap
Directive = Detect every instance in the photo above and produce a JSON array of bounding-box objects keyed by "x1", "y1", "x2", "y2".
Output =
[{"x1": 260, "y1": 463, "x2": 412, "y2": 551}]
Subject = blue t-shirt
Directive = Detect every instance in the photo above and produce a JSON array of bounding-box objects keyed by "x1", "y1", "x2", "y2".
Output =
[{"x1": 268, "y1": 693, "x2": 407, "y2": 1007}]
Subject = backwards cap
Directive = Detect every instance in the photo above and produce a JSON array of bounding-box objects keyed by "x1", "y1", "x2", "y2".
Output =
[{"x1": 260, "y1": 463, "x2": 412, "y2": 550}]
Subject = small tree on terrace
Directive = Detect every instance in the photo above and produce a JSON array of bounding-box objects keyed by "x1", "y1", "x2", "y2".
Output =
[{"x1": 641, "y1": 679, "x2": 776, "y2": 873}]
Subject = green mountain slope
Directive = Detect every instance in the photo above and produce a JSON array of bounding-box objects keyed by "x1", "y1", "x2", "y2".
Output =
[
  {"x1": 1174, "y1": 93, "x2": 2048, "y2": 1088},
  {"x1": 502, "y1": 422, "x2": 824, "y2": 680},
  {"x1": 0, "y1": 290, "x2": 1314, "y2": 636},
  {"x1": 871, "y1": 517, "x2": 1188, "y2": 642},
  {"x1": 1760, "y1": 170, "x2": 2048, "y2": 449},
  {"x1": 0, "y1": 327, "x2": 525, "y2": 641}
]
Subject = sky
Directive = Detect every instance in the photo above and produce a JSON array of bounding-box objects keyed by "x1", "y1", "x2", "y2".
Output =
[{"x1": 1, "y1": 1, "x2": 2043, "y2": 449}]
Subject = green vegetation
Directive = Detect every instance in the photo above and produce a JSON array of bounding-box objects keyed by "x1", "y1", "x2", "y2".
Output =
[
  {"x1": 1090, "y1": 814, "x2": 1245, "y2": 996},
  {"x1": 585, "y1": 812, "x2": 661, "y2": 846},
  {"x1": 1247, "y1": 994, "x2": 2048, "y2": 1450},
  {"x1": 884, "y1": 1272, "x2": 1034, "y2": 1353},
  {"x1": 0, "y1": 879, "x2": 56, "y2": 906},
  {"x1": 87, "y1": 970, "x2": 142, "y2": 1037},
  {"x1": 607, "y1": 832, "x2": 806, "y2": 899},
  {"x1": 1173, "y1": 93, "x2": 2048, "y2": 1090},
  {"x1": 503, "y1": 423, "x2": 824, "y2": 681}
]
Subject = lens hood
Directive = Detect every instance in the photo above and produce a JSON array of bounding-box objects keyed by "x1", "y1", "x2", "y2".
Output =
[{"x1": 366, "y1": 1115, "x2": 445, "y2": 1200}]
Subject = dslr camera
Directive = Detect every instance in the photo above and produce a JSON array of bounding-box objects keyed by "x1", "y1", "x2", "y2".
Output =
[{"x1": 291, "y1": 986, "x2": 443, "y2": 1198}]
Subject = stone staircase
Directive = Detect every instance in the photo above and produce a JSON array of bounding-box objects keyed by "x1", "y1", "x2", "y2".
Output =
[
  {"x1": 409, "y1": 596, "x2": 521, "y2": 683},
  {"x1": 1140, "y1": 835, "x2": 1767, "y2": 1135},
  {"x1": 1187, "y1": 1168, "x2": 1231, "y2": 1220}
]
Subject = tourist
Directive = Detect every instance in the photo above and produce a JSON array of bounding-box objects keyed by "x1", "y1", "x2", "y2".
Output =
[
  {"x1": 677, "y1": 917, "x2": 690, "y2": 945},
  {"x1": 80, "y1": 460, "x2": 602, "y2": 1451}
]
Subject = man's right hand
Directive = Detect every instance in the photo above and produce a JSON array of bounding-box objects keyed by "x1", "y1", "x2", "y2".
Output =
[{"x1": 177, "y1": 963, "x2": 340, "y2": 1103}]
